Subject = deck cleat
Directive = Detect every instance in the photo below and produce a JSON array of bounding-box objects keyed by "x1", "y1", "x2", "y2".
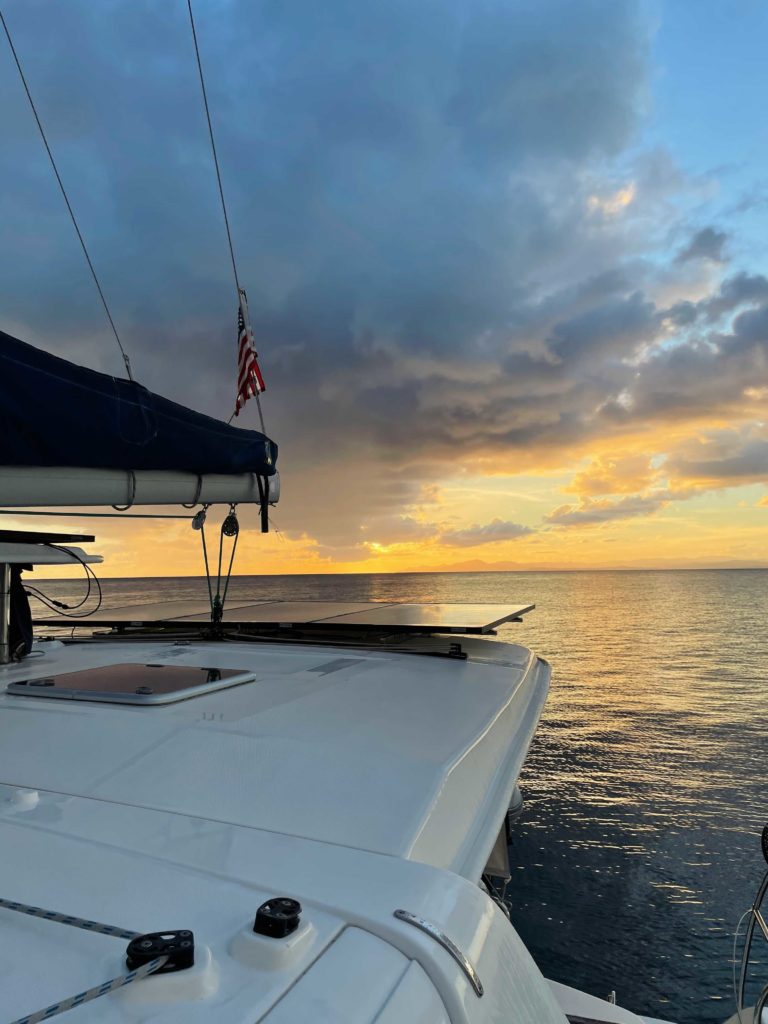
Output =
[{"x1": 126, "y1": 930, "x2": 195, "y2": 973}]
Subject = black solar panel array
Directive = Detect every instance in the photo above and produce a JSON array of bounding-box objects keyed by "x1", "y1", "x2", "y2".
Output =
[{"x1": 33, "y1": 600, "x2": 534, "y2": 635}]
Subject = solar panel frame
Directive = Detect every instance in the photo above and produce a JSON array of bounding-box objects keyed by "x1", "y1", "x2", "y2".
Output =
[
  {"x1": 174, "y1": 601, "x2": 386, "y2": 624},
  {"x1": 315, "y1": 603, "x2": 535, "y2": 634},
  {"x1": 33, "y1": 600, "x2": 535, "y2": 634},
  {"x1": 32, "y1": 599, "x2": 259, "y2": 627}
]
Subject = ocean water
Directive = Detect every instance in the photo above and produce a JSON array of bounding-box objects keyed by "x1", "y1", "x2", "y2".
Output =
[{"x1": 30, "y1": 569, "x2": 768, "y2": 1024}]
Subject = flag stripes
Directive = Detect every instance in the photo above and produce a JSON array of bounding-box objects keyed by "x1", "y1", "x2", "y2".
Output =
[{"x1": 235, "y1": 299, "x2": 265, "y2": 416}]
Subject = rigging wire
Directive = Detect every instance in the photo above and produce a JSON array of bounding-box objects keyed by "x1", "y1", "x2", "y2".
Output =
[
  {"x1": 185, "y1": 0, "x2": 266, "y2": 432},
  {"x1": 0, "y1": 8, "x2": 134, "y2": 382},
  {"x1": 185, "y1": 0, "x2": 240, "y2": 295}
]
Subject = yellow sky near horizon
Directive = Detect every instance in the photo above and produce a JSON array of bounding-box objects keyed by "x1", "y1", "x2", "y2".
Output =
[
  {"x1": 16, "y1": 438, "x2": 768, "y2": 579},
  {"x1": 4, "y1": 1, "x2": 768, "y2": 585}
]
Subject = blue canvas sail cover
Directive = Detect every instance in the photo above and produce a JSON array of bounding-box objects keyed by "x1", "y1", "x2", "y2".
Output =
[{"x1": 0, "y1": 330, "x2": 277, "y2": 477}]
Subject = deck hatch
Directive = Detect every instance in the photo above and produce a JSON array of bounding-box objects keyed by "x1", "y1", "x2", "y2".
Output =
[{"x1": 5, "y1": 663, "x2": 255, "y2": 705}]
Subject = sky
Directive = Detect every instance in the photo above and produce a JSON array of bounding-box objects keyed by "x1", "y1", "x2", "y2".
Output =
[{"x1": 2, "y1": 0, "x2": 768, "y2": 576}]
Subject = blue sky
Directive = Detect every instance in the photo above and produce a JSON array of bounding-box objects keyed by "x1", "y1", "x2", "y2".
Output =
[
  {"x1": 2, "y1": 0, "x2": 768, "y2": 573},
  {"x1": 650, "y1": 1, "x2": 768, "y2": 270}
]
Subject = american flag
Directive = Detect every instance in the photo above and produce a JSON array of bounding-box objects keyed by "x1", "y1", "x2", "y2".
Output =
[{"x1": 235, "y1": 298, "x2": 265, "y2": 416}]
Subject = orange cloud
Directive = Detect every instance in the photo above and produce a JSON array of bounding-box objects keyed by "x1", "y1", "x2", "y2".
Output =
[
  {"x1": 587, "y1": 182, "x2": 636, "y2": 216},
  {"x1": 564, "y1": 451, "x2": 658, "y2": 496}
]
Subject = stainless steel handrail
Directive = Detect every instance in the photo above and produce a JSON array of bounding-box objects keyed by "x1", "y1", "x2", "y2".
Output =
[
  {"x1": 738, "y1": 829, "x2": 768, "y2": 1019},
  {"x1": 754, "y1": 984, "x2": 768, "y2": 1023},
  {"x1": 393, "y1": 909, "x2": 484, "y2": 997}
]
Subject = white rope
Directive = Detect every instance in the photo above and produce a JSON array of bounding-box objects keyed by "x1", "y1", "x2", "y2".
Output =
[
  {"x1": 0, "y1": 896, "x2": 167, "y2": 1024},
  {"x1": 0, "y1": 896, "x2": 139, "y2": 939},
  {"x1": 7, "y1": 957, "x2": 167, "y2": 1024}
]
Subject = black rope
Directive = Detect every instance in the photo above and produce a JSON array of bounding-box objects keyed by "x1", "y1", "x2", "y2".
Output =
[
  {"x1": 256, "y1": 474, "x2": 269, "y2": 533},
  {"x1": 0, "y1": 8, "x2": 133, "y2": 382}
]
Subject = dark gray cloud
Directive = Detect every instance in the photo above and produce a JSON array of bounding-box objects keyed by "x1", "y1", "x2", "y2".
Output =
[
  {"x1": 701, "y1": 272, "x2": 768, "y2": 321},
  {"x1": 545, "y1": 493, "x2": 668, "y2": 526},
  {"x1": 4, "y1": 1, "x2": 764, "y2": 551},
  {"x1": 676, "y1": 226, "x2": 727, "y2": 264},
  {"x1": 440, "y1": 518, "x2": 533, "y2": 546},
  {"x1": 666, "y1": 429, "x2": 768, "y2": 483},
  {"x1": 546, "y1": 291, "x2": 658, "y2": 364}
]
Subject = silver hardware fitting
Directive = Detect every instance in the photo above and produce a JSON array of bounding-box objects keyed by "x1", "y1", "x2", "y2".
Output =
[{"x1": 393, "y1": 909, "x2": 483, "y2": 997}]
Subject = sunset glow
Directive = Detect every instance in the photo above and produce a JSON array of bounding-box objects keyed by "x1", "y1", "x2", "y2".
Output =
[{"x1": 2, "y1": 1, "x2": 767, "y2": 576}]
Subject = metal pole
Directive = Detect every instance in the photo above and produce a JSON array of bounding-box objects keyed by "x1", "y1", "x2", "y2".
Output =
[
  {"x1": 0, "y1": 563, "x2": 11, "y2": 664},
  {"x1": 754, "y1": 985, "x2": 768, "y2": 1023},
  {"x1": 739, "y1": 871, "x2": 768, "y2": 1012}
]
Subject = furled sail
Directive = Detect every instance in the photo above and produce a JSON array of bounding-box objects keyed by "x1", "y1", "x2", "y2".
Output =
[{"x1": 0, "y1": 330, "x2": 278, "y2": 507}]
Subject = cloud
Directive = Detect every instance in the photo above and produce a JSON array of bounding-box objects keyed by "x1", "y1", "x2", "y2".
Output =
[
  {"x1": 2, "y1": 0, "x2": 766, "y2": 558},
  {"x1": 361, "y1": 513, "x2": 535, "y2": 549},
  {"x1": 564, "y1": 452, "x2": 657, "y2": 496},
  {"x1": 701, "y1": 272, "x2": 768, "y2": 321},
  {"x1": 362, "y1": 515, "x2": 438, "y2": 546},
  {"x1": 666, "y1": 426, "x2": 768, "y2": 485},
  {"x1": 545, "y1": 493, "x2": 669, "y2": 527},
  {"x1": 439, "y1": 518, "x2": 534, "y2": 546},
  {"x1": 587, "y1": 182, "x2": 637, "y2": 217},
  {"x1": 547, "y1": 424, "x2": 768, "y2": 529},
  {"x1": 676, "y1": 226, "x2": 727, "y2": 264},
  {"x1": 546, "y1": 290, "x2": 659, "y2": 364}
]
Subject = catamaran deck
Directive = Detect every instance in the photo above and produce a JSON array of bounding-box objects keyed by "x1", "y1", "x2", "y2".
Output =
[
  {"x1": 0, "y1": 631, "x2": 563, "y2": 1024},
  {"x1": 0, "y1": 634, "x2": 547, "y2": 876}
]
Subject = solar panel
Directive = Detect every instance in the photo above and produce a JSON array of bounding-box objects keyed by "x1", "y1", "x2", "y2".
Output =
[
  {"x1": 0, "y1": 528, "x2": 95, "y2": 544},
  {"x1": 32, "y1": 599, "x2": 260, "y2": 626},
  {"x1": 34, "y1": 600, "x2": 534, "y2": 634},
  {"x1": 175, "y1": 601, "x2": 384, "y2": 624},
  {"x1": 318, "y1": 603, "x2": 534, "y2": 633}
]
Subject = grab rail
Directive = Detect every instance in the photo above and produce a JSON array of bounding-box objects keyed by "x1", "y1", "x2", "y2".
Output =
[{"x1": 737, "y1": 825, "x2": 768, "y2": 1022}]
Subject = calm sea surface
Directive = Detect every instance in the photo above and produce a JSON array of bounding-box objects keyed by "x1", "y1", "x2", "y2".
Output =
[{"x1": 32, "y1": 569, "x2": 768, "y2": 1024}]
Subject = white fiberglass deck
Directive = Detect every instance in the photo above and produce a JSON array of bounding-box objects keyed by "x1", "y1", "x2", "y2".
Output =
[
  {"x1": 0, "y1": 636, "x2": 678, "y2": 1024},
  {"x1": 0, "y1": 636, "x2": 546, "y2": 873},
  {"x1": 0, "y1": 634, "x2": 562, "y2": 1024}
]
